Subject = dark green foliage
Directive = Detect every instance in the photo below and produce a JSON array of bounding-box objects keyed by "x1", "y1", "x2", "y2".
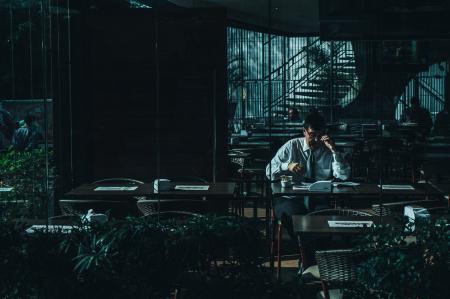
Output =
[
  {"x1": 0, "y1": 148, "x2": 52, "y2": 218},
  {"x1": 346, "y1": 216, "x2": 450, "y2": 299},
  {"x1": 0, "y1": 215, "x2": 294, "y2": 299}
]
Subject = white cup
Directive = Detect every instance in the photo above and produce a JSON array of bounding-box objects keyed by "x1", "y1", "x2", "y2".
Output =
[
  {"x1": 153, "y1": 179, "x2": 171, "y2": 193},
  {"x1": 280, "y1": 175, "x2": 293, "y2": 188}
]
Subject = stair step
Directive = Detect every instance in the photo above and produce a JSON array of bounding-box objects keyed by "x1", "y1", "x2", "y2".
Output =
[
  {"x1": 334, "y1": 69, "x2": 355, "y2": 75},
  {"x1": 286, "y1": 97, "x2": 329, "y2": 102},
  {"x1": 337, "y1": 57, "x2": 355, "y2": 61},
  {"x1": 300, "y1": 85, "x2": 350, "y2": 91},
  {"x1": 334, "y1": 62, "x2": 356, "y2": 67},
  {"x1": 285, "y1": 98, "x2": 331, "y2": 105},
  {"x1": 308, "y1": 79, "x2": 329, "y2": 84},
  {"x1": 293, "y1": 91, "x2": 347, "y2": 97},
  {"x1": 289, "y1": 103, "x2": 342, "y2": 107}
]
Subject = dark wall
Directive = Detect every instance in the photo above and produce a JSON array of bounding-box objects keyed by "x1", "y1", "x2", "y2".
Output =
[{"x1": 62, "y1": 8, "x2": 227, "y2": 188}]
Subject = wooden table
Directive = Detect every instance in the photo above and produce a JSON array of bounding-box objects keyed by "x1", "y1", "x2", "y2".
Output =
[
  {"x1": 251, "y1": 132, "x2": 301, "y2": 138},
  {"x1": 334, "y1": 141, "x2": 361, "y2": 149},
  {"x1": 291, "y1": 214, "x2": 397, "y2": 271},
  {"x1": 271, "y1": 182, "x2": 441, "y2": 197},
  {"x1": 235, "y1": 141, "x2": 271, "y2": 147},
  {"x1": 292, "y1": 215, "x2": 396, "y2": 235},
  {"x1": 66, "y1": 182, "x2": 237, "y2": 199}
]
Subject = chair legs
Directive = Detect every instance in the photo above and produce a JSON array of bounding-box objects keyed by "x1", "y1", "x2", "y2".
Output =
[
  {"x1": 276, "y1": 222, "x2": 282, "y2": 280},
  {"x1": 270, "y1": 220, "x2": 283, "y2": 280},
  {"x1": 321, "y1": 281, "x2": 330, "y2": 299}
]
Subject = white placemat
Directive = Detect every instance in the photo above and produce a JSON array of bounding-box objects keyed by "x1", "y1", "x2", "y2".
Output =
[
  {"x1": 174, "y1": 185, "x2": 209, "y2": 191},
  {"x1": 94, "y1": 186, "x2": 138, "y2": 191},
  {"x1": 26, "y1": 225, "x2": 74, "y2": 234},
  {"x1": 328, "y1": 220, "x2": 374, "y2": 228},
  {"x1": 378, "y1": 185, "x2": 415, "y2": 190}
]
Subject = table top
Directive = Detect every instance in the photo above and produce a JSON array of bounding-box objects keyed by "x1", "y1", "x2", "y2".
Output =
[
  {"x1": 235, "y1": 141, "x2": 271, "y2": 147},
  {"x1": 251, "y1": 132, "x2": 301, "y2": 138},
  {"x1": 334, "y1": 141, "x2": 361, "y2": 148},
  {"x1": 292, "y1": 215, "x2": 396, "y2": 234},
  {"x1": 271, "y1": 182, "x2": 441, "y2": 197},
  {"x1": 228, "y1": 151, "x2": 252, "y2": 158},
  {"x1": 66, "y1": 182, "x2": 237, "y2": 198},
  {"x1": 229, "y1": 146, "x2": 271, "y2": 152},
  {"x1": 417, "y1": 153, "x2": 450, "y2": 160}
]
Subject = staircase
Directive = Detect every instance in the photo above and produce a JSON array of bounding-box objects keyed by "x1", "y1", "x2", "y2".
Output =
[{"x1": 264, "y1": 40, "x2": 359, "y2": 121}]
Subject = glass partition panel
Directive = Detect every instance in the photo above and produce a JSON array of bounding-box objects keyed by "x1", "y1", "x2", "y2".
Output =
[{"x1": 0, "y1": 1, "x2": 58, "y2": 219}]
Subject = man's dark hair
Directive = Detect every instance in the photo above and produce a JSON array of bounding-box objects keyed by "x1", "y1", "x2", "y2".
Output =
[{"x1": 304, "y1": 111, "x2": 326, "y2": 132}]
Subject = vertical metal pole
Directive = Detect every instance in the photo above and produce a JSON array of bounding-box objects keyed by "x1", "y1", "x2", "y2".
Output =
[
  {"x1": 154, "y1": 10, "x2": 161, "y2": 222},
  {"x1": 9, "y1": 3, "x2": 15, "y2": 98},
  {"x1": 329, "y1": 41, "x2": 334, "y2": 123},
  {"x1": 267, "y1": 0, "x2": 274, "y2": 274},
  {"x1": 212, "y1": 69, "x2": 217, "y2": 183}
]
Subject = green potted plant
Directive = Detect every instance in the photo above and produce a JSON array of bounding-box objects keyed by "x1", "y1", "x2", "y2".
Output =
[
  {"x1": 0, "y1": 148, "x2": 52, "y2": 218},
  {"x1": 347, "y1": 216, "x2": 450, "y2": 299}
]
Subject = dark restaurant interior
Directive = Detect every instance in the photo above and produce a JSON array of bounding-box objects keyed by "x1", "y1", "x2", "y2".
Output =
[{"x1": 0, "y1": 1, "x2": 449, "y2": 298}]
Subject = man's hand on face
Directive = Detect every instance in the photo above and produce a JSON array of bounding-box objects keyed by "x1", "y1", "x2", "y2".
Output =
[
  {"x1": 320, "y1": 135, "x2": 336, "y2": 153},
  {"x1": 288, "y1": 162, "x2": 304, "y2": 175}
]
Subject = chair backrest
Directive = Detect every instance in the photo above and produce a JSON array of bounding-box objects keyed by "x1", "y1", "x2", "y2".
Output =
[
  {"x1": 141, "y1": 210, "x2": 202, "y2": 222},
  {"x1": 137, "y1": 199, "x2": 207, "y2": 216},
  {"x1": 426, "y1": 206, "x2": 449, "y2": 215},
  {"x1": 169, "y1": 176, "x2": 208, "y2": 183},
  {"x1": 421, "y1": 159, "x2": 450, "y2": 181},
  {"x1": 92, "y1": 178, "x2": 144, "y2": 185},
  {"x1": 59, "y1": 199, "x2": 131, "y2": 218},
  {"x1": 371, "y1": 199, "x2": 444, "y2": 216},
  {"x1": 47, "y1": 214, "x2": 80, "y2": 225},
  {"x1": 315, "y1": 249, "x2": 359, "y2": 285},
  {"x1": 308, "y1": 208, "x2": 372, "y2": 217}
]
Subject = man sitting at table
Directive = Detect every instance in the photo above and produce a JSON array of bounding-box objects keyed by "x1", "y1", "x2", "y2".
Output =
[
  {"x1": 266, "y1": 110, "x2": 351, "y2": 222},
  {"x1": 400, "y1": 96, "x2": 433, "y2": 135}
]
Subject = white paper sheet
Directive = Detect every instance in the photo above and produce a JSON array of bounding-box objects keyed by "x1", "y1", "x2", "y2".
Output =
[
  {"x1": 26, "y1": 225, "x2": 74, "y2": 234},
  {"x1": 328, "y1": 220, "x2": 374, "y2": 228},
  {"x1": 174, "y1": 185, "x2": 209, "y2": 191},
  {"x1": 378, "y1": 185, "x2": 415, "y2": 190},
  {"x1": 0, "y1": 187, "x2": 13, "y2": 192},
  {"x1": 293, "y1": 185, "x2": 309, "y2": 190},
  {"x1": 94, "y1": 186, "x2": 138, "y2": 191},
  {"x1": 333, "y1": 182, "x2": 360, "y2": 187}
]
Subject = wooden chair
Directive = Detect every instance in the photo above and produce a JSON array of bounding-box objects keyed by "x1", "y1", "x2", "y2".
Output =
[
  {"x1": 315, "y1": 249, "x2": 360, "y2": 299},
  {"x1": 273, "y1": 208, "x2": 371, "y2": 281},
  {"x1": 47, "y1": 214, "x2": 79, "y2": 225},
  {"x1": 137, "y1": 199, "x2": 207, "y2": 216},
  {"x1": 370, "y1": 199, "x2": 444, "y2": 216},
  {"x1": 299, "y1": 209, "x2": 371, "y2": 272},
  {"x1": 92, "y1": 177, "x2": 144, "y2": 185},
  {"x1": 229, "y1": 150, "x2": 265, "y2": 217},
  {"x1": 169, "y1": 176, "x2": 208, "y2": 184},
  {"x1": 307, "y1": 208, "x2": 373, "y2": 217},
  {"x1": 59, "y1": 199, "x2": 131, "y2": 219}
]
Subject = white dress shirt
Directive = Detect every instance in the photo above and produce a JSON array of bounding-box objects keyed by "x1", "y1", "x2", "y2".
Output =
[{"x1": 266, "y1": 137, "x2": 350, "y2": 181}]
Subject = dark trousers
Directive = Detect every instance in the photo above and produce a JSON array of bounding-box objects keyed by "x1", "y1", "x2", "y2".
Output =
[
  {"x1": 273, "y1": 196, "x2": 332, "y2": 269},
  {"x1": 273, "y1": 196, "x2": 330, "y2": 235}
]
